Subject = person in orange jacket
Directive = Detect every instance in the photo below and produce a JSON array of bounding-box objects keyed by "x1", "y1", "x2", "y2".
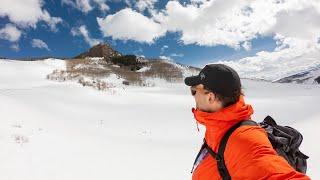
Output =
[{"x1": 184, "y1": 64, "x2": 310, "y2": 180}]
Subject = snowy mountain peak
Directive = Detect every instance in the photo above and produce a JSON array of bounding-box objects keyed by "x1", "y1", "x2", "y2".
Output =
[
  {"x1": 274, "y1": 65, "x2": 320, "y2": 84},
  {"x1": 217, "y1": 53, "x2": 320, "y2": 85}
]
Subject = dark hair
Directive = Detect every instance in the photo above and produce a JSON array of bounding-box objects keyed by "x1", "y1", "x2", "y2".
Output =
[{"x1": 204, "y1": 86, "x2": 244, "y2": 107}]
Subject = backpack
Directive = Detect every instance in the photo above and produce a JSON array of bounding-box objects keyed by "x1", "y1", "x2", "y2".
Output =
[{"x1": 191, "y1": 115, "x2": 309, "y2": 180}]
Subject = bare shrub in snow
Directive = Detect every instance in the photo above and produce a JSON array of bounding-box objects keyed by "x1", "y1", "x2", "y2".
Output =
[
  {"x1": 78, "y1": 77, "x2": 115, "y2": 91},
  {"x1": 12, "y1": 134, "x2": 29, "y2": 145},
  {"x1": 47, "y1": 70, "x2": 80, "y2": 82}
]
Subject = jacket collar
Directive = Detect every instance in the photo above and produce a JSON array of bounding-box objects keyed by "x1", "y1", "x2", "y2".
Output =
[{"x1": 192, "y1": 95, "x2": 254, "y2": 151}]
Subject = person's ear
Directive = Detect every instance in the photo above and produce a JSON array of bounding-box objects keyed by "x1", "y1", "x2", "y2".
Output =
[{"x1": 208, "y1": 93, "x2": 216, "y2": 104}]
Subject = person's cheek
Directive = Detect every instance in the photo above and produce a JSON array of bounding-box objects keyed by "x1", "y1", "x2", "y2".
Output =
[
  {"x1": 195, "y1": 97, "x2": 200, "y2": 109},
  {"x1": 195, "y1": 99, "x2": 199, "y2": 109},
  {"x1": 197, "y1": 98, "x2": 204, "y2": 110}
]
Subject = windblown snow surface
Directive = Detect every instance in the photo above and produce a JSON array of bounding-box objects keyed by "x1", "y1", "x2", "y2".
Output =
[{"x1": 0, "y1": 59, "x2": 319, "y2": 179}]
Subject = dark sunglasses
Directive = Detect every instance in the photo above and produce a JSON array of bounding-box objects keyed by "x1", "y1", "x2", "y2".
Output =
[
  {"x1": 190, "y1": 87, "x2": 210, "y2": 96},
  {"x1": 191, "y1": 89, "x2": 197, "y2": 96}
]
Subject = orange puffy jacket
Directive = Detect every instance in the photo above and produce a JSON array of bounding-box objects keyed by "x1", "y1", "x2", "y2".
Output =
[{"x1": 192, "y1": 96, "x2": 310, "y2": 180}]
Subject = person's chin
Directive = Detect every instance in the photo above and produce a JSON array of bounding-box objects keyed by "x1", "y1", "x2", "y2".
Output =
[{"x1": 199, "y1": 108, "x2": 215, "y2": 113}]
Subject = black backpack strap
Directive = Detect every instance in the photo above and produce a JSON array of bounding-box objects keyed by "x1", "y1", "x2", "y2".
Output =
[{"x1": 205, "y1": 120, "x2": 258, "y2": 180}]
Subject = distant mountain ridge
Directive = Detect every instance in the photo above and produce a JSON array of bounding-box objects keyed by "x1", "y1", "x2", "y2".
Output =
[
  {"x1": 2, "y1": 43, "x2": 319, "y2": 85},
  {"x1": 274, "y1": 65, "x2": 320, "y2": 84}
]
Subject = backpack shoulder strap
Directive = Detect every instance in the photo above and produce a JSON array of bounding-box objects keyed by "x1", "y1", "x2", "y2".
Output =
[{"x1": 205, "y1": 120, "x2": 258, "y2": 180}]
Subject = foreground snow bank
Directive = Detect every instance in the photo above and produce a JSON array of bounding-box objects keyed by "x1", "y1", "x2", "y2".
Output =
[{"x1": 0, "y1": 59, "x2": 319, "y2": 179}]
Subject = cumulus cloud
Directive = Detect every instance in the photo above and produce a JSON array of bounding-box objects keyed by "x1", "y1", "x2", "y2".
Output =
[
  {"x1": 97, "y1": 8, "x2": 166, "y2": 43},
  {"x1": 95, "y1": 1, "x2": 320, "y2": 81},
  {"x1": 217, "y1": 40, "x2": 320, "y2": 81},
  {"x1": 99, "y1": 1, "x2": 319, "y2": 47},
  {"x1": 214, "y1": 1, "x2": 320, "y2": 81},
  {"x1": 153, "y1": 0, "x2": 251, "y2": 47},
  {"x1": 242, "y1": 41, "x2": 251, "y2": 51},
  {"x1": 62, "y1": 0, "x2": 109, "y2": 13},
  {"x1": 61, "y1": 0, "x2": 92, "y2": 12},
  {"x1": 0, "y1": 0, "x2": 62, "y2": 31},
  {"x1": 31, "y1": 39, "x2": 50, "y2": 51},
  {"x1": 10, "y1": 44, "x2": 20, "y2": 52},
  {"x1": 95, "y1": 0, "x2": 258, "y2": 46},
  {"x1": 71, "y1": 25, "x2": 101, "y2": 46},
  {"x1": 115, "y1": 0, "x2": 157, "y2": 12},
  {"x1": 0, "y1": 24, "x2": 22, "y2": 42},
  {"x1": 135, "y1": 0, "x2": 157, "y2": 12}
]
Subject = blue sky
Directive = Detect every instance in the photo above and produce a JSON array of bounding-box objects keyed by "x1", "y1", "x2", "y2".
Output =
[
  {"x1": 0, "y1": 0, "x2": 278, "y2": 67},
  {"x1": 0, "y1": 0, "x2": 319, "y2": 75}
]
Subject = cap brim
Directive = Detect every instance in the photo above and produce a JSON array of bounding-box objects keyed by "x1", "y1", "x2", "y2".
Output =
[{"x1": 184, "y1": 75, "x2": 201, "y2": 86}]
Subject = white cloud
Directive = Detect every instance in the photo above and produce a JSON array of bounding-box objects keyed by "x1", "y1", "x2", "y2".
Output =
[
  {"x1": 217, "y1": 40, "x2": 320, "y2": 81},
  {"x1": 216, "y1": 34, "x2": 320, "y2": 81},
  {"x1": 153, "y1": 0, "x2": 252, "y2": 48},
  {"x1": 41, "y1": 11, "x2": 63, "y2": 32},
  {"x1": 96, "y1": 0, "x2": 319, "y2": 81},
  {"x1": 170, "y1": 53, "x2": 184, "y2": 57},
  {"x1": 0, "y1": 0, "x2": 62, "y2": 31},
  {"x1": 101, "y1": 0, "x2": 319, "y2": 49},
  {"x1": 10, "y1": 44, "x2": 20, "y2": 52},
  {"x1": 190, "y1": 0, "x2": 206, "y2": 5},
  {"x1": 135, "y1": 0, "x2": 157, "y2": 12},
  {"x1": 160, "y1": 45, "x2": 168, "y2": 54},
  {"x1": 159, "y1": 55, "x2": 173, "y2": 61},
  {"x1": 31, "y1": 39, "x2": 50, "y2": 51},
  {"x1": 242, "y1": 41, "x2": 251, "y2": 51},
  {"x1": 71, "y1": 25, "x2": 101, "y2": 46},
  {"x1": 114, "y1": 0, "x2": 157, "y2": 12},
  {"x1": 0, "y1": 24, "x2": 22, "y2": 42},
  {"x1": 96, "y1": 0, "x2": 256, "y2": 46},
  {"x1": 97, "y1": 8, "x2": 166, "y2": 43},
  {"x1": 132, "y1": 0, "x2": 319, "y2": 81},
  {"x1": 272, "y1": 6, "x2": 320, "y2": 42},
  {"x1": 160, "y1": 45, "x2": 184, "y2": 58},
  {"x1": 212, "y1": 1, "x2": 320, "y2": 81},
  {"x1": 62, "y1": 0, "x2": 109, "y2": 13},
  {"x1": 93, "y1": 0, "x2": 110, "y2": 11},
  {"x1": 61, "y1": 0, "x2": 92, "y2": 13},
  {"x1": 123, "y1": 0, "x2": 133, "y2": 7}
]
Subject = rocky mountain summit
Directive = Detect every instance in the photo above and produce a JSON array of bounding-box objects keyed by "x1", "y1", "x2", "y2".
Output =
[
  {"x1": 74, "y1": 43, "x2": 122, "y2": 61},
  {"x1": 47, "y1": 43, "x2": 200, "y2": 90}
]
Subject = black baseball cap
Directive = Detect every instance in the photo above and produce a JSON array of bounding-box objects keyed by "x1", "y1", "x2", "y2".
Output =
[{"x1": 184, "y1": 64, "x2": 241, "y2": 97}]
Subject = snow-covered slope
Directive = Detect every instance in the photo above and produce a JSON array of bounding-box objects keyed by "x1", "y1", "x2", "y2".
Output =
[
  {"x1": 0, "y1": 59, "x2": 319, "y2": 179},
  {"x1": 0, "y1": 58, "x2": 66, "y2": 89},
  {"x1": 162, "y1": 59, "x2": 200, "y2": 78},
  {"x1": 216, "y1": 50, "x2": 320, "y2": 84},
  {"x1": 274, "y1": 65, "x2": 320, "y2": 84}
]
